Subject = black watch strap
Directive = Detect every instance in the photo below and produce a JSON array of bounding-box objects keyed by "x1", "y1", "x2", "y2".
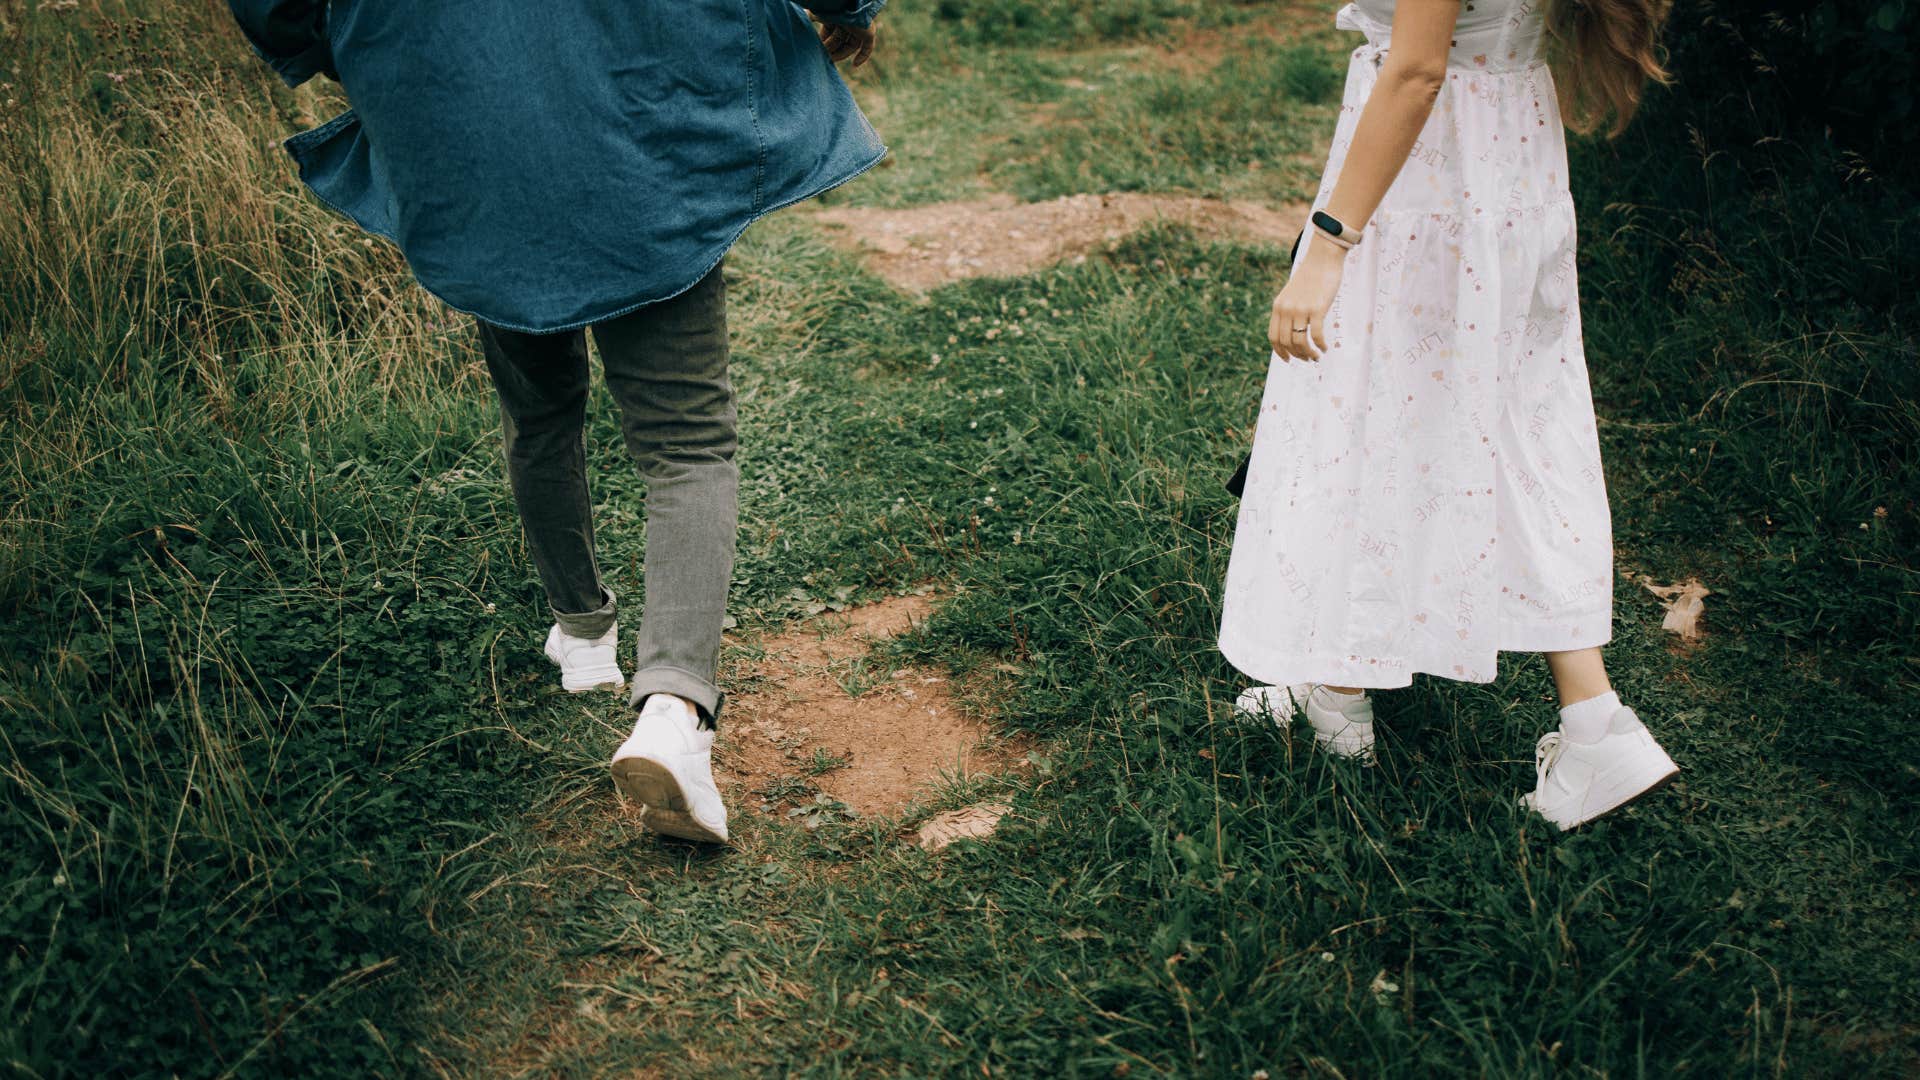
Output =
[{"x1": 1311, "y1": 209, "x2": 1363, "y2": 245}]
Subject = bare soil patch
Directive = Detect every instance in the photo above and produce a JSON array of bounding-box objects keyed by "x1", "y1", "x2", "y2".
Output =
[
  {"x1": 476, "y1": 597, "x2": 1020, "y2": 1072},
  {"x1": 811, "y1": 192, "x2": 1308, "y2": 292},
  {"x1": 717, "y1": 593, "x2": 1022, "y2": 819}
]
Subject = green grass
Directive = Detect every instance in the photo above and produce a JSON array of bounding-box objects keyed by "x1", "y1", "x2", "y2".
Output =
[
  {"x1": 917, "y1": 0, "x2": 1268, "y2": 47},
  {"x1": 837, "y1": 0, "x2": 1346, "y2": 206},
  {"x1": 2, "y1": 0, "x2": 1917, "y2": 1076}
]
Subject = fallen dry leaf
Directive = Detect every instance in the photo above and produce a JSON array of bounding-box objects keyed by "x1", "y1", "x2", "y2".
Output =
[
  {"x1": 1640, "y1": 577, "x2": 1711, "y2": 640},
  {"x1": 914, "y1": 803, "x2": 1011, "y2": 852}
]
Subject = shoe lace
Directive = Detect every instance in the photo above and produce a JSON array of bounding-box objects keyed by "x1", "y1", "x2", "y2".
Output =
[{"x1": 1533, "y1": 731, "x2": 1564, "y2": 790}]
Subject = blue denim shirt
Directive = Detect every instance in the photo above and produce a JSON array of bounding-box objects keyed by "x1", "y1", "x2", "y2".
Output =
[{"x1": 230, "y1": 0, "x2": 887, "y2": 332}]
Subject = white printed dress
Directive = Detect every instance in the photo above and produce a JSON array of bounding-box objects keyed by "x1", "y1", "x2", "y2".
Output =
[{"x1": 1217, "y1": 0, "x2": 1613, "y2": 689}]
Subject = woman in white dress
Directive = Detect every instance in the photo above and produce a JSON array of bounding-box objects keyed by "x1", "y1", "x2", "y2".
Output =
[{"x1": 1218, "y1": 0, "x2": 1678, "y2": 828}]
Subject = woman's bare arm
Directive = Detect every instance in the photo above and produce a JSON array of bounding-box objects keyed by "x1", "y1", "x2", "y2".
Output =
[
  {"x1": 1270, "y1": 0, "x2": 1460, "y2": 360},
  {"x1": 1321, "y1": 0, "x2": 1458, "y2": 234}
]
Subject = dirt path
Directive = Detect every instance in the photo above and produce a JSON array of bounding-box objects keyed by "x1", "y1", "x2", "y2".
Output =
[
  {"x1": 717, "y1": 593, "x2": 1023, "y2": 819},
  {"x1": 811, "y1": 192, "x2": 1308, "y2": 292}
]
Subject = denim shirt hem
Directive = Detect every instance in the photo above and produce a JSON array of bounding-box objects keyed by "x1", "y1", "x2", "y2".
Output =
[
  {"x1": 286, "y1": 127, "x2": 888, "y2": 334},
  {"x1": 254, "y1": 0, "x2": 884, "y2": 334},
  {"x1": 283, "y1": 110, "x2": 399, "y2": 243},
  {"x1": 464, "y1": 142, "x2": 889, "y2": 334}
]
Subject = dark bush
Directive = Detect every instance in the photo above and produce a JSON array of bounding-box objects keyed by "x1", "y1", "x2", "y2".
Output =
[
  {"x1": 1564, "y1": 0, "x2": 1920, "y2": 690},
  {"x1": 1659, "y1": 0, "x2": 1918, "y2": 178}
]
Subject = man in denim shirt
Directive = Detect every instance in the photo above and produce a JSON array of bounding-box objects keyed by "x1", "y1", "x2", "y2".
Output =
[{"x1": 230, "y1": 0, "x2": 888, "y2": 844}]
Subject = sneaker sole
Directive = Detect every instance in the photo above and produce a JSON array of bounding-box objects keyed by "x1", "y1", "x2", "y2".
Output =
[
  {"x1": 1312, "y1": 728, "x2": 1376, "y2": 765},
  {"x1": 611, "y1": 756, "x2": 728, "y2": 844},
  {"x1": 559, "y1": 668, "x2": 624, "y2": 694},
  {"x1": 1534, "y1": 753, "x2": 1680, "y2": 831}
]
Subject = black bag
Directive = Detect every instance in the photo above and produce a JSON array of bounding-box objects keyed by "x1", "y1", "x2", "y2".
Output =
[{"x1": 1225, "y1": 226, "x2": 1306, "y2": 498}]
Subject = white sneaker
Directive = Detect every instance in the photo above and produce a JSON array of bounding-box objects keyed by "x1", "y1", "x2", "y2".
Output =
[
  {"x1": 544, "y1": 622, "x2": 623, "y2": 693},
  {"x1": 1234, "y1": 683, "x2": 1376, "y2": 763},
  {"x1": 1235, "y1": 683, "x2": 1310, "y2": 725},
  {"x1": 1522, "y1": 706, "x2": 1679, "y2": 830},
  {"x1": 611, "y1": 694, "x2": 729, "y2": 844}
]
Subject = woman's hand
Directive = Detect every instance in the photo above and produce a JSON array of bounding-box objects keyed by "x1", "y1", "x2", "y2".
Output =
[
  {"x1": 1268, "y1": 240, "x2": 1348, "y2": 361},
  {"x1": 817, "y1": 20, "x2": 877, "y2": 67}
]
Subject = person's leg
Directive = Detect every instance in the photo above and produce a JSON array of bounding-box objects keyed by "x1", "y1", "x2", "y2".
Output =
[
  {"x1": 1545, "y1": 647, "x2": 1619, "y2": 744},
  {"x1": 592, "y1": 263, "x2": 737, "y2": 726},
  {"x1": 476, "y1": 321, "x2": 617, "y2": 638},
  {"x1": 1544, "y1": 647, "x2": 1612, "y2": 708}
]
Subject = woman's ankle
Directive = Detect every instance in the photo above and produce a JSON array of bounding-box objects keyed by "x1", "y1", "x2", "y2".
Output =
[{"x1": 1544, "y1": 647, "x2": 1611, "y2": 707}]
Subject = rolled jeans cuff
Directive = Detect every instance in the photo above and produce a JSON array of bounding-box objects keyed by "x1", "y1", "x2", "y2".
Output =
[
  {"x1": 630, "y1": 666, "x2": 724, "y2": 730},
  {"x1": 553, "y1": 587, "x2": 617, "y2": 639}
]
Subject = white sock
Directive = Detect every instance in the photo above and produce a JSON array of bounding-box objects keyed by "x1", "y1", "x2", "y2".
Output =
[
  {"x1": 641, "y1": 693, "x2": 694, "y2": 718},
  {"x1": 1558, "y1": 690, "x2": 1621, "y2": 744}
]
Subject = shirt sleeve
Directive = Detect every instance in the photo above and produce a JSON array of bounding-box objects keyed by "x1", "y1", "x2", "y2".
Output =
[
  {"x1": 226, "y1": 0, "x2": 336, "y2": 88},
  {"x1": 795, "y1": 0, "x2": 886, "y2": 29}
]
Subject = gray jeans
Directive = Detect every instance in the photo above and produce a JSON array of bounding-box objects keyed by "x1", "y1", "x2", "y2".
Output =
[{"x1": 477, "y1": 263, "x2": 736, "y2": 724}]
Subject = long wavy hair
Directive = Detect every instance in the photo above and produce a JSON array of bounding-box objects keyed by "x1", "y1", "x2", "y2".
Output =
[{"x1": 1545, "y1": 0, "x2": 1674, "y2": 137}]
